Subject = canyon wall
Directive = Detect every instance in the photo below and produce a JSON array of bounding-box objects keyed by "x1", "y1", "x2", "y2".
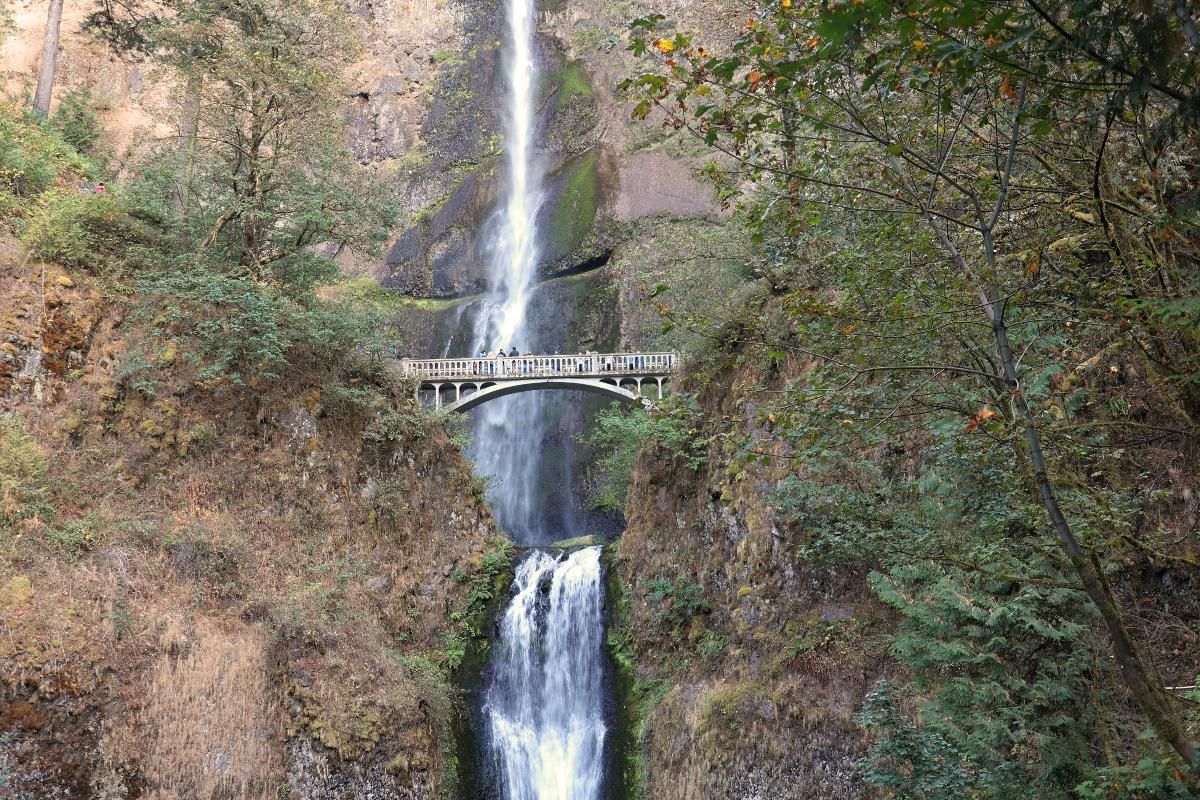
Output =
[{"x1": 0, "y1": 236, "x2": 508, "y2": 797}]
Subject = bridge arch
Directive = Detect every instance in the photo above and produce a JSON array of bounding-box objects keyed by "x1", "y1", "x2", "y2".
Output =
[{"x1": 437, "y1": 378, "x2": 646, "y2": 413}]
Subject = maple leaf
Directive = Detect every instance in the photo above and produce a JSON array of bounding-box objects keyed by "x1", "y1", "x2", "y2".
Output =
[
  {"x1": 964, "y1": 407, "x2": 999, "y2": 433},
  {"x1": 999, "y1": 73, "x2": 1017, "y2": 100}
]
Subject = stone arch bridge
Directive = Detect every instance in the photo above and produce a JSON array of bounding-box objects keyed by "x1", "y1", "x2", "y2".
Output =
[{"x1": 399, "y1": 352, "x2": 678, "y2": 412}]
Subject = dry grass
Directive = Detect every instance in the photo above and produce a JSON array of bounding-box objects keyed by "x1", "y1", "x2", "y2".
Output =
[
  {"x1": 137, "y1": 619, "x2": 283, "y2": 800},
  {"x1": 0, "y1": 244, "x2": 496, "y2": 795}
]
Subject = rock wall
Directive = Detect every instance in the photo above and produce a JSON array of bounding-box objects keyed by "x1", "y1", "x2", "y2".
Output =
[
  {"x1": 609, "y1": 346, "x2": 895, "y2": 800},
  {"x1": 0, "y1": 238, "x2": 506, "y2": 798},
  {"x1": 375, "y1": 0, "x2": 732, "y2": 301}
]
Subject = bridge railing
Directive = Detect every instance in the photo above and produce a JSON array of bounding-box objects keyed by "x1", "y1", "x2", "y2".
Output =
[{"x1": 400, "y1": 352, "x2": 678, "y2": 381}]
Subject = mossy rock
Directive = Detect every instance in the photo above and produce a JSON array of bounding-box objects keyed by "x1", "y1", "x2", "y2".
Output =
[
  {"x1": 2, "y1": 575, "x2": 34, "y2": 609},
  {"x1": 544, "y1": 149, "x2": 600, "y2": 259},
  {"x1": 551, "y1": 534, "x2": 604, "y2": 549}
]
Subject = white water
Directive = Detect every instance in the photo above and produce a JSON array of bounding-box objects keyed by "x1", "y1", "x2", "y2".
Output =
[
  {"x1": 485, "y1": 548, "x2": 608, "y2": 800},
  {"x1": 468, "y1": 0, "x2": 551, "y2": 543},
  {"x1": 479, "y1": 0, "x2": 542, "y2": 349},
  {"x1": 472, "y1": 2, "x2": 610, "y2": 797}
]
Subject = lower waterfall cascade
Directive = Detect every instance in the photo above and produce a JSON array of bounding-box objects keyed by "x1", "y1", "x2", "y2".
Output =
[{"x1": 483, "y1": 548, "x2": 609, "y2": 800}]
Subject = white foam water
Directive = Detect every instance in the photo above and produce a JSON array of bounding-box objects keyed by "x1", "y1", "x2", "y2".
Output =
[
  {"x1": 485, "y1": 548, "x2": 608, "y2": 800},
  {"x1": 468, "y1": 0, "x2": 551, "y2": 544}
]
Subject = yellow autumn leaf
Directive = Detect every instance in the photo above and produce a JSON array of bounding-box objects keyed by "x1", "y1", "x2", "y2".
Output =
[
  {"x1": 654, "y1": 38, "x2": 675, "y2": 54},
  {"x1": 781, "y1": 0, "x2": 792, "y2": 8},
  {"x1": 912, "y1": 39, "x2": 927, "y2": 50}
]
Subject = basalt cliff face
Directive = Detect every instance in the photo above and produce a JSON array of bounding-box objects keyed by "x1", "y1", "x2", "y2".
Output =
[
  {"x1": 0, "y1": 240, "x2": 506, "y2": 798},
  {"x1": 608, "y1": 346, "x2": 895, "y2": 800}
]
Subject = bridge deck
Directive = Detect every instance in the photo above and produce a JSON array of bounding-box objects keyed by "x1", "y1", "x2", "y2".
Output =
[{"x1": 400, "y1": 352, "x2": 677, "y2": 383}]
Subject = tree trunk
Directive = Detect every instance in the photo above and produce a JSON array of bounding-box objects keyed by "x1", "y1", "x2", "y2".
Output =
[
  {"x1": 32, "y1": 0, "x2": 65, "y2": 116},
  {"x1": 988, "y1": 305, "x2": 1199, "y2": 773},
  {"x1": 173, "y1": 72, "x2": 202, "y2": 225}
]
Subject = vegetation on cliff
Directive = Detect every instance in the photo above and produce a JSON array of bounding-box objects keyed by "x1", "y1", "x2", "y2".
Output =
[
  {"x1": 608, "y1": 0, "x2": 1200, "y2": 797},
  {"x1": 0, "y1": 4, "x2": 506, "y2": 793}
]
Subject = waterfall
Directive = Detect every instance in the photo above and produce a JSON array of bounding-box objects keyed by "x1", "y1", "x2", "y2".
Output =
[
  {"x1": 468, "y1": 0, "x2": 551, "y2": 545},
  {"x1": 485, "y1": 547, "x2": 608, "y2": 800},
  {"x1": 468, "y1": 1, "x2": 611, "y2": 797}
]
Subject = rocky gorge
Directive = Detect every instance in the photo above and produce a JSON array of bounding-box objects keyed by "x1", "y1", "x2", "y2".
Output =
[{"x1": 2, "y1": 0, "x2": 1198, "y2": 797}]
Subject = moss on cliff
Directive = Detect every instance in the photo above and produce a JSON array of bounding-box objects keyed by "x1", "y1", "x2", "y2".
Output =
[
  {"x1": 604, "y1": 547, "x2": 669, "y2": 800},
  {"x1": 547, "y1": 150, "x2": 601, "y2": 258},
  {"x1": 548, "y1": 58, "x2": 594, "y2": 103},
  {"x1": 605, "y1": 343, "x2": 893, "y2": 799}
]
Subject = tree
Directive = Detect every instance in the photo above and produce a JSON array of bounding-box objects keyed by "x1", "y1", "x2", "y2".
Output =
[
  {"x1": 49, "y1": 88, "x2": 101, "y2": 152},
  {"x1": 88, "y1": 0, "x2": 397, "y2": 279},
  {"x1": 109, "y1": 0, "x2": 397, "y2": 295},
  {"x1": 623, "y1": 0, "x2": 1199, "y2": 785},
  {"x1": 32, "y1": 0, "x2": 65, "y2": 116}
]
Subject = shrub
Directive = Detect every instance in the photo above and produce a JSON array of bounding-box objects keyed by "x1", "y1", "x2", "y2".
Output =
[
  {"x1": 443, "y1": 413, "x2": 473, "y2": 450},
  {"x1": 287, "y1": 299, "x2": 395, "y2": 382},
  {"x1": 0, "y1": 103, "x2": 92, "y2": 203},
  {"x1": 578, "y1": 397, "x2": 709, "y2": 512},
  {"x1": 643, "y1": 577, "x2": 711, "y2": 627},
  {"x1": 137, "y1": 269, "x2": 292, "y2": 385},
  {"x1": 46, "y1": 518, "x2": 100, "y2": 556},
  {"x1": 363, "y1": 407, "x2": 435, "y2": 448},
  {"x1": 697, "y1": 629, "x2": 727, "y2": 663},
  {"x1": 0, "y1": 413, "x2": 51, "y2": 524},
  {"x1": 49, "y1": 88, "x2": 102, "y2": 153},
  {"x1": 182, "y1": 421, "x2": 217, "y2": 451},
  {"x1": 22, "y1": 190, "x2": 133, "y2": 268}
]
